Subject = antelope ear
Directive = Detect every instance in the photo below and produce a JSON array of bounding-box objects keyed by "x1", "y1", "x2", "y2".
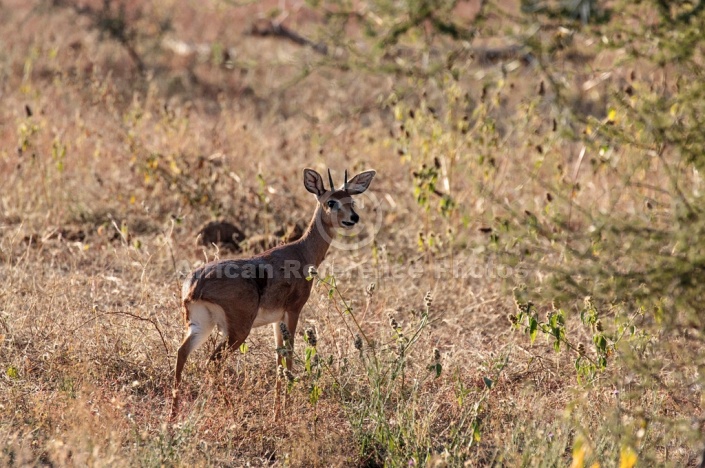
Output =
[
  {"x1": 345, "y1": 170, "x2": 376, "y2": 195},
  {"x1": 303, "y1": 168, "x2": 326, "y2": 196}
]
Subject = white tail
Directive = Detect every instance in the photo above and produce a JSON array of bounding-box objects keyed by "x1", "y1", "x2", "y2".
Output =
[{"x1": 172, "y1": 168, "x2": 376, "y2": 417}]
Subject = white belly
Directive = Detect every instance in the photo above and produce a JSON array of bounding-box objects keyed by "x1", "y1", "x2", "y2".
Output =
[{"x1": 251, "y1": 308, "x2": 284, "y2": 328}]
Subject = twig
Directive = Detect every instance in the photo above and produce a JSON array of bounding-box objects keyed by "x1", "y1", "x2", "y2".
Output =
[
  {"x1": 162, "y1": 219, "x2": 183, "y2": 298},
  {"x1": 68, "y1": 309, "x2": 170, "y2": 355},
  {"x1": 249, "y1": 19, "x2": 328, "y2": 55},
  {"x1": 566, "y1": 145, "x2": 586, "y2": 230},
  {"x1": 112, "y1": 310, "x2": 170, "y2": 355}
]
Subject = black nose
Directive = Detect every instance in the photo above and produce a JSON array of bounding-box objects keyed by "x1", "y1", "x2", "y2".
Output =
[{"x1": 351, "y1": 213, "x2": 359, "y2": 223}]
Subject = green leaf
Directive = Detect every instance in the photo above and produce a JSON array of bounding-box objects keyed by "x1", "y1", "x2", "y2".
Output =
[
  {"x1": 309, "y1": 384, "x2": 322, "y2": 405},
  {"x1": 427, "y1": 363, "x2": 442, "y2": 378},
  {"x1": 594, "y1": 334, "x2": 607, "y2": 353},
  {"x1": 529, "y1": 316, "x2": 538, "y2": 343},
  {"x1": 305, "y1": 347, "x2": 315, "y2": 374},
  {"x1": 6, "y1": 366, "x2": 19, "y2": 379},
  {"x1": 472, "y1": 419, "x2": 482, "y2": 442},
  {"x1": 483, "y1": 376, "x2": 493, "y2": 389},
  {"x1": 598, "y1": 356, "x2": 608, "y2": 369}
]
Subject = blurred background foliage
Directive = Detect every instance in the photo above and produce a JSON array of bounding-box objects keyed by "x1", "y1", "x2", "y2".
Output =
[{"x1": 311, "y1": 0, "x2": 705, "y2": 462}]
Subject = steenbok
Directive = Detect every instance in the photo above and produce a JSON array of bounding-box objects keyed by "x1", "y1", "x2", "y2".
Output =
[{"x1": 172, "y1": 168, "x2": 376, "y2": 417}]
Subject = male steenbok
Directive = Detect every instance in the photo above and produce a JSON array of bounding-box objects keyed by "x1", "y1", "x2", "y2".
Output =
[{"x1": 172, "y1": 168, "x2": 376, "y2": 416}]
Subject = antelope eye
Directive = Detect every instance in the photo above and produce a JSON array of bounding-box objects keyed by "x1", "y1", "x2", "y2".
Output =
[{"x1": 327, "y1": 200, "x2": 339, "y2": 209}]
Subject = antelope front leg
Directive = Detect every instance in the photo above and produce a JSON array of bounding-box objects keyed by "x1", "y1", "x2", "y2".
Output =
[
  {"x1": 273, "y1": 312, "x2": 300, "y2": 421},
  {"x1": 273, "y1": 322, "x2": 286, "y2": 422}
]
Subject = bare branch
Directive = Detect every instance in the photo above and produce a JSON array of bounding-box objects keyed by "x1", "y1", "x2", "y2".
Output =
[{"x1": 249, "y1": 19, "x2": 328, "y2": 55}]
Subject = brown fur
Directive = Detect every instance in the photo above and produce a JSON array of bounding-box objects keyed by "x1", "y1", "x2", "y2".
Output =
[{"x1": 171, "y1": 168, "x2": 376, "y2": 418}]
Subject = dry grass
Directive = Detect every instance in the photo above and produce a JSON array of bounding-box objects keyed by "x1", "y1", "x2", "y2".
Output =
[{"x1": 0, "y1": 0, "x2": 703, "y2": 466}]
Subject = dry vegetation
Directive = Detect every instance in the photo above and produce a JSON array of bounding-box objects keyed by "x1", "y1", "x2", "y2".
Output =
[{"x1": 1, "y1": 0, "x2": 704, "y2": 466}]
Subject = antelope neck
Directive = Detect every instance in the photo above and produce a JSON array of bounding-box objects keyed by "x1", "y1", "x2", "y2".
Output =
[{"x1": 298, "y1": 204, "x2": 335, "y2": 267}]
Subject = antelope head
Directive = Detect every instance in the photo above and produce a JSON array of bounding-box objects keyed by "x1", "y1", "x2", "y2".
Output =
[{"x1": 303, "y1": 168, "x2": 376, "y2": 230}]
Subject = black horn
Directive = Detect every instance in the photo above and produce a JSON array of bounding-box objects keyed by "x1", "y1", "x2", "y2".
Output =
[
  {"x1": 344, "y1": 169, "x2": 348, "y2": 191},
  {"x1": 327, "y1": 169, "x2": 335, "y2": 191}
]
